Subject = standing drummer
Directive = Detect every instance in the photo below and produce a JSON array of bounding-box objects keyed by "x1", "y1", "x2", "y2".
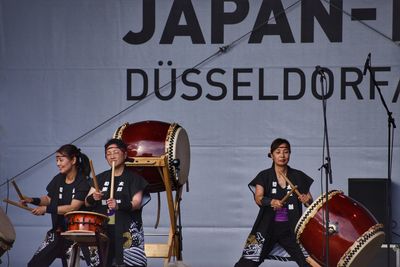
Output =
[
  {"x1": 85, "y1": 138, "x2": 150, "y2": 267},
  {"x1": 234, "y1": 138, "x2": 314, "y2": 267}
]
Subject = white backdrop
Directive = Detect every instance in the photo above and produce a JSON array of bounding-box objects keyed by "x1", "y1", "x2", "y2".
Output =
[{"x1": 1, "y1": 0, "x2": 399, "y2": 266}]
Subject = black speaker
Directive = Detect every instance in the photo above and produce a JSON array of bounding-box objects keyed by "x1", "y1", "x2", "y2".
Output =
[{"x1": 348, "y1": 178, "x2": 389, "y2": 242}]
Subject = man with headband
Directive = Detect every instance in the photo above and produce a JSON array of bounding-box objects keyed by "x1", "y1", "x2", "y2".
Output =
[{"x1": 86, "y1": 139, "x2": 150, "y2": 267}]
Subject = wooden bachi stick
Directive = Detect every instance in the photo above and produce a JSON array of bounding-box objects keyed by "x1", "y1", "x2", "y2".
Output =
[
  {"x1": 3, "y1": 198, "x2": 33, "y2": 212},
  {"x1": 11, "y1": 180, "x2": 24, "y2": 200},
  {"x1": 280, "y1": 185, "x2": 298, "y2": 204},
  {"x1": 278, "y1": 171, "x2": 310, "y2": 207},
  {"x1": 89, "y1": 160, "x2": 100, "y2": 192},
  {"x1": 110, "y1": 161, "x2": 115, "y2": 199}
]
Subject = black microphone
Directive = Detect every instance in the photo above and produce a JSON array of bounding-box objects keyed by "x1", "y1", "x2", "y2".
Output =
[{"x1": 363, "y1": 53, "x2": 371, "y2": 76}]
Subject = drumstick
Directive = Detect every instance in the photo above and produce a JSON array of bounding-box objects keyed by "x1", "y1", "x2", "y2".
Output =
[
  {"x1": 278, "y1": 171, "x2": 310, "y2": 207},
  {"x1": 11, "y1": 180, "x2": 25, "y2": 200},
  {"x1": 3, "y1": 198, "x2": 33, "y2": 212},
  {"x1": 280, "y1": 185, "x2": 298, "y2": 204},
  {"x1": 110, "y1": 161, "x2": 115, "y2": 199},
  {"x1": 89, "y1": 160, "x2": 100, "y2": 192}
]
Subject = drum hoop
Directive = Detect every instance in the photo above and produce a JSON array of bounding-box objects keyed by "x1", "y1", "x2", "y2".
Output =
[
  {"x1": 295, "y1": 190, "x2": 342, "y2": 241},
  {"x1": 165, "y1": 123, "x2": 180, "y2": 183},
  {"x1": 0, "y1": 207, "x2": 16, "y2": 242},
  {"x1": 64, "y1": 211, "x2": 109, "y2": 221},
  {"x1": 113, "y1": 122, "x2": 129, "y2": 139},
  {"x1": 338, "y1": 224, "x2": 385, "y2": 267},
  {"x1": 0, "y1": 238, "x2": 13, "y2": 251}
]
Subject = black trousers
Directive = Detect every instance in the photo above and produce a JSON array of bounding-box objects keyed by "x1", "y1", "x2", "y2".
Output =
[
  {"x1": 235, "y1": 221, "x2": 309, "y2": 267},
  {"x1": 27, "y1": 229, "x2": 100, "y2": 267},
  {"x1": 27, "y1": 230, "x2": 71, "y2": 267},
  {"x1": 106, "y1": 226, "x2": 138, "y2": 267}
]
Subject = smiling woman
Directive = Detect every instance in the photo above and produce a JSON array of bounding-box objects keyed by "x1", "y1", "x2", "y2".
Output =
[{"x1": 19, "y1": 144, "x2": 95, "y2": 267}]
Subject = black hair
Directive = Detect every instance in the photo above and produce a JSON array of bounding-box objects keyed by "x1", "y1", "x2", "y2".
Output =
[
  {"x1": 267, "y1": 138, "x2": 291, "y2": 158},
  {"x1": 56, "y1": 144, "x2": 90, "y2": 178},
  {"x1": 104, "y1": 138, "x2": 127, "y2": 153}
]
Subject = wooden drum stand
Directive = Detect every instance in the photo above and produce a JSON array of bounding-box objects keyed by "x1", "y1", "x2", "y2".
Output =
[
  {"x1": 61, "y1": 231, "x2": 109, "y2": 267},
  {"x1": 126, "y1": 155, "x2": 183, "y2": 267}
]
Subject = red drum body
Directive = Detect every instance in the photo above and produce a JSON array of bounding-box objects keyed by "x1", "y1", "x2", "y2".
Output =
[
  {"x1": 295, "y1": 190, "x2": 385, "y2": 267},
  {"x1": 65, "y1": 211, "x2": 108, "y2": 233},
  {"x1": 114, "y1": 121, "x2": 190, "y2": 193},
  {"x1": 0, "y1": 207, "x2": 15, "y2": 258}
]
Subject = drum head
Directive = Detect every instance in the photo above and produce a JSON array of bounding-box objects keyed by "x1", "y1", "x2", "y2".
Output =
[
  {"x1": 295, "y1": 190, "x2": 339, "y2": 240},
  {"x1": 339, "y1": 226, "x2": 385, "y2": 267},
  {"x1": 0, "y1": 207, "x2": 16, "y2": 243},
  {"x1": 168, "y1": 126, "x2": 190, "y2": 186}
]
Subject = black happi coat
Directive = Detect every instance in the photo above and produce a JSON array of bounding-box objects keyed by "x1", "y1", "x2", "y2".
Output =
[
  {"x1": 46, "y1": 172, "x2": 91, "y2": 230},
  {"x1": 91, "y1": 168, "x2": 149, "y2": 265},
  {"x1": 242, "y1": 166, "x2": 313, "y2": 262},
  {"x1": 27, "y1": 173, "x2": 91, "y2": 267}
]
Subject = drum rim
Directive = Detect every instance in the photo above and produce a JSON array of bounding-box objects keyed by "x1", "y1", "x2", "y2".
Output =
[
  {"x1": 113, "y1": 122, "x2": 129, "y2": 140},
  {"x1": 0, "y1": 231, "x2": 15, "y2": 243},
  {"x1": 166, "y1": 124, "x2": 190, "y2": 186},
  {"x1": 338, "y1": 224, "x2": 385, "y2": 267},
  {"x1": 166, "y1": 123, "x2": 178, "y2": 184},
  {"x1": 0, "y1": 207, "x2": 16, "y2": 241},
  {"x1": 0, "y1": 237, "x2": 14, "y2": 251},
  {"x1": 65, "y1": 229, "x2": 100, "y2": 233},
  {"x1": 295, "y1": 190, "x2": 342, "y2": 240},
  {"x1": 64, "y1": 211, "x2": 109, "y2": 220}
]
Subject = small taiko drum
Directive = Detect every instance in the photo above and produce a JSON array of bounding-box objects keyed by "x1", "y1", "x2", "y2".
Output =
[
  {"x1": 295, "y1": 190, "x2": 385, "y2": 267},
  {"x1": 65, "y1": 211, "x2": 108, "y2": 233},
  {"x1": 113, "y1": 121, "x2": 190, "y2": 193},
  {"x1": 0, "y1": 207, "x2": 16, "y2": 258}
]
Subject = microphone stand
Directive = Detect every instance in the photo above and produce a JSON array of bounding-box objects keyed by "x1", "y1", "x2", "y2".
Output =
[
  {"x1": 317, "y1": 69, "x2": 334, "y2": 267},
  {"x1": 364, "y1": 55, "x2": 396, "y2": 267}
]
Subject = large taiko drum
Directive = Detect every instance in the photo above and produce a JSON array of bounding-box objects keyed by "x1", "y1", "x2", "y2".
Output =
[
  {"x1": 295, "y1": 190, "x2": 385, "y2": 267},
  {"x1": 65, "y1": 211, "x2": 108, "y2": 233},
  {"x1": 113, "y1": 121, "x2": 190, "y2": 193},
  {"x1": 0, "y1": 207, "x2": 16, "y2": 258}
]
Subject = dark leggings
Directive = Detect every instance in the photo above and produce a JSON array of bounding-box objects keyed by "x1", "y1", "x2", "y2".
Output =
[
  {"x1": 27, "y1": 230, "x2": 71, "y2": 267},
  {"x1": 235, "y1": 222, "x2": 309, "y2": 267}
]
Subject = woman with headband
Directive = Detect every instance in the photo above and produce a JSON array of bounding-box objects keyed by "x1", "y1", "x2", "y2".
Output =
[{"x1": 235, "y1": 138, "x2": 314, "y2": 267}]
